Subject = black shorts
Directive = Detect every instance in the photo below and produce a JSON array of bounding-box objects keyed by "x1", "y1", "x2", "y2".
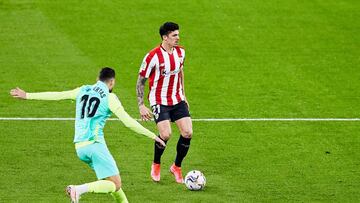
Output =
[{"x1": 151, "y1": 101, "x2": 191, "y2": 123}]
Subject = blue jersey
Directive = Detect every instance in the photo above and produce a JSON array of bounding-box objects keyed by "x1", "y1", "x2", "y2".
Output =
[
  {"x1": 26, "y1": 80, "x2": 157, "y2": 145},
  {"x1": 74, "y1": 81, "x2": 112, "y2": 143}
]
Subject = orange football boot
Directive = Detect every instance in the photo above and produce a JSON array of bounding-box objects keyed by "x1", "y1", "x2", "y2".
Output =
[
  {"x1": 151, "y1": 163, "x2": 161, "y2": 182},
  {"x1": 170, "y1": 163, "x2": 184, "y2": 183}
]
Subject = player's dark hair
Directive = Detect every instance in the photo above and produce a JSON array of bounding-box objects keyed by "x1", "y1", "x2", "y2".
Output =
[
  {"x1": 159, "y1": 22, "x2": 179, "y2": 39},
  {"x1": 99, "y1": 67, "x2": 115, "y2": 82}
]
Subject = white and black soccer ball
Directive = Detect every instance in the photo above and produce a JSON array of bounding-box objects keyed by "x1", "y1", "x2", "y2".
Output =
[{"x1": 184, "y1": 170, "x2": 206, "y2": 191}]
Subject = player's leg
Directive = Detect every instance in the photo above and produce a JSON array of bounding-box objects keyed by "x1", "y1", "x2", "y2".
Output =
[
  {"x1": 174, "y1": 116, "x2": 193, "y2": 166},
  {"x1": 155, "y1": 119, "x2": 172, "y2": 162},
  {"x1": 107, "y1": 175, "x2": 128, "y2": 203},
  {"x1": 170, "y1": 101, "x2": 192, "y2": 183},
  {"x1": 151, "y1": 104, "x2": 172, "y2": 181},
  {"x1": 66, "y1": 143, "x2": 123, "y2": 202},
  {"x1": 169, "y1": 117, "x2": 192, "y2": 183},
  {"x1": 151, "y1": 119, "x2": 172, "y2": 181},
  {"x1": 68, "y1": 176, "x2": 128, "y2": 203}
]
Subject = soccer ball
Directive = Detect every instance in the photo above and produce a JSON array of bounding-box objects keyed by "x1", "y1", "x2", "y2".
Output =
[{"x1": 184, "y1": 170, "x2": 206, "y2": 191}]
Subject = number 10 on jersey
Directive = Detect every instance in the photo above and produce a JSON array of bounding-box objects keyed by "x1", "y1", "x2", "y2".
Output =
[{"x1": 80, "y1": 95, "x2": 100, "y2": 119}]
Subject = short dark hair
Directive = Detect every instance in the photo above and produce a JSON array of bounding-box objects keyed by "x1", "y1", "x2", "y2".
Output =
[
  {"x1": 99, "y1": 67, "x2": 115, "y2": 82},
  {"x1": 159, "y1": 22, "x2": 179, "y2": 39}
]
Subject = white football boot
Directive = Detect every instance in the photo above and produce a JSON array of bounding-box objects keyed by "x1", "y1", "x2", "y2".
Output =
[{"x1": 66, "y1": 185, "x2": 80, "y2": 203}]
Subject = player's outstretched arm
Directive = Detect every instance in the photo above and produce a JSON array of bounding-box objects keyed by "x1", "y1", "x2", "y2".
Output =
[
  {"x1": 108, "y1": 93, "x2": 166, "y2": 147},
  {"x1": 10, "y1": 87, "x2": 80, "y2": 100}
]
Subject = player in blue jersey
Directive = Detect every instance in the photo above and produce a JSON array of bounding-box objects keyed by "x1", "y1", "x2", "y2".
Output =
[{"x1": 10, "y1": 67, "x2": 166, "y2": 203}]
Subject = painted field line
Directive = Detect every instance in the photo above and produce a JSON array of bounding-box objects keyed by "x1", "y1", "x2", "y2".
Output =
[{"x1": 0, "y1": 117, "x2": 359, "y2": 121}]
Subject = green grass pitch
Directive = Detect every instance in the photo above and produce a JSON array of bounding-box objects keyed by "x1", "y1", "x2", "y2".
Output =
[{"x1": 0, "y1": 0, "x2": 359, "y2": 202}]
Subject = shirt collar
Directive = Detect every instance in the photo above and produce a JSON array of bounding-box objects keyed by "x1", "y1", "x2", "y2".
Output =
[
  {"x1": 160, "y1": 44, "x2": 174, "y2": 53},
  {"x1": 96, "y1": 81, "x2": 110, "y2": 92}
]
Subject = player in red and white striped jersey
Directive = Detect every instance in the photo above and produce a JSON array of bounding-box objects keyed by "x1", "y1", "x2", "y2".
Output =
[{"x1": 136, "y1": 22, "x2": 193, "y2": 183}]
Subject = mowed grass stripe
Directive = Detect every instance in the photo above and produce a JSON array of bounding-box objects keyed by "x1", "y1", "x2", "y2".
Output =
[
  {"x1": 0, "y1": 2, "x2": 97, "y2": 118},
  {"x1": 1, "y1": 121, "x2": 359, "y2": 202}
]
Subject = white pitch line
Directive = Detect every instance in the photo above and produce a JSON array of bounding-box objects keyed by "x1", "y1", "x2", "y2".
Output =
[
  {"x1": 193, "y1": 118, "x2": 360, "y2": 121},
  {"x1": 0, "y1": 117, "x2": 359, "y2": 121}
]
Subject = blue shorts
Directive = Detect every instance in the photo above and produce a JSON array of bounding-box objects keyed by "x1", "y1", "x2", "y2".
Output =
[{"x1": 76, "y1": 142, "x2": 119, "y2": 179}]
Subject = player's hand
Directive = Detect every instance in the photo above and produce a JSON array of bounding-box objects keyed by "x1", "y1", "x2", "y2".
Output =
[
  {"x1": 139, "y1": 104, "x2": 152, "y2": 121},
  {"x1": 155, "y1": 136, "x2": 166, "y2": 147},
  {"x1": 10, "y1": 87, "x2": 27, "y2": 99}
]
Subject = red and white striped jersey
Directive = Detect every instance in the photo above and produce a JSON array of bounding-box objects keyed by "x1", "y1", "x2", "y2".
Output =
[{"x1": 139, "y1": 45, "x2": 185, "y2": 106}]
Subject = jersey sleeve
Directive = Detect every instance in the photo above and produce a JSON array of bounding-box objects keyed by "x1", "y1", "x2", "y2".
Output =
[
  {"x1": 26, "y1": 87, "x2": 81, "y2": 100},
  {"x1": 108, "y1": 93, "x2": 157, "y2": 139},
  {"x1": 139, "y1": 53, "x2": 157, "y2": 78}
]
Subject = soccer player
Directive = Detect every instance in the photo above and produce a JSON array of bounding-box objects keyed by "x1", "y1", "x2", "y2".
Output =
[
  {"x1": 136, "y1": 22, "x2": 193, "y2": 183},
  {"x1": 10, "y1": 67, "x2": 166, "y2": 203}
]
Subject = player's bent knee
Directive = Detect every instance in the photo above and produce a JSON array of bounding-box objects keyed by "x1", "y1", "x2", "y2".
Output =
[
  {"x1": 107, "y1": 176, "x2": 122, "y2": 191},
  {"x1": 160, "y1": 132, "x2": 171, "y2": 141},
  {"x1": 182, "y1": 129, "x2": 193, "y2": 138},
  {"x1": 110, "y1": 179, "x2": 122, "y2": 191},
  {"x1": 114, "y1": 182, "x2": 121, "y2": 191}
]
